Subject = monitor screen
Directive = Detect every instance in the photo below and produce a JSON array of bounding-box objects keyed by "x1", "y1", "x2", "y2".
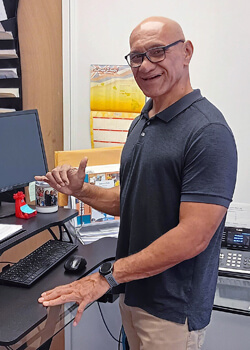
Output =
[{"x1": 0, "y1": 109, "x2": 48, "y2": 216}]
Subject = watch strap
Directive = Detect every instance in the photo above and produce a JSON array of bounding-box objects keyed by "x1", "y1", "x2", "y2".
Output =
[{"x1": 104, "y1": 272, "x2": 119, "y2": 288}]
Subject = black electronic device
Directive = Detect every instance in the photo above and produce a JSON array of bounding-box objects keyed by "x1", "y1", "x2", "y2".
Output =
[
  {"x1": 0, "y1": 240, "x2": 78, "y2": 287},
  {"x1": 219, "y1": 227, "x2": 250, "y2": 278},
  {"x1": 99, "y1": 261, "x2": 119, "y2": 288},
  {"x1": 64, "y1": 255, "x2": 87, "y2": 273},
  {"x1": 0, "y1": 109, "x2": 48, "y2": 218}
]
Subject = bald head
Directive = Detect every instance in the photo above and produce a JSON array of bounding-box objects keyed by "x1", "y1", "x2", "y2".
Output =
[
  {"x1": 127, "y1": 16, "x2": 193, "y2": 110},
  {"x1": 130, "y1": 17, "x2": 185, "y2": 47}
]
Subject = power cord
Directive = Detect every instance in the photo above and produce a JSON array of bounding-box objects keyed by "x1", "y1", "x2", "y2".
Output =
[
  {"x1": 118, "y1": 325, "x2": 123, "y2": 350},
  {"x1": 97, "y1": 301, "x2": 122, "y2": 344},
  {"x1": 121, "y1": 326, "x2": 130, "y2": 350}
]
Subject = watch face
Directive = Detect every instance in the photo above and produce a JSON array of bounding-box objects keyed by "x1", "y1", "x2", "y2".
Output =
[{"x1": 100, "y1": 262, "x2": 112, "y2": 275}]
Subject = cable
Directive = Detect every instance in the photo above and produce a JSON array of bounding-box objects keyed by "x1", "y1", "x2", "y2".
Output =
[
  {"x1": 97, "y1": 302, "x2": 121, "y2": 343},
  {"x1": 121, "y1": 326, "x2": 129, "y2": 350},
  {"x1": 118, "y1": 325, "x2": 126, "y2": 350},
  {"x1": 0, "y1": 261, "x2": 15, "y2": 265},
  {"x1": 118, "y1": 325, "x2": 123, "y2": 350}
]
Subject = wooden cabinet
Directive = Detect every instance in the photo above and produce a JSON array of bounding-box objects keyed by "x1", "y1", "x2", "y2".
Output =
[
  {"x1": 4, "y1": 1, "x2": 64, "y2": 349},
  {"x1": 17, "y1": 0, "x2": 63, "y2": 171}
]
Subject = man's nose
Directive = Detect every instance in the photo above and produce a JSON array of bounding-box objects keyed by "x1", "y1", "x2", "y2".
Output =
[{"x1": 139, "y1": 55, "x2": 155, "y2": 70}]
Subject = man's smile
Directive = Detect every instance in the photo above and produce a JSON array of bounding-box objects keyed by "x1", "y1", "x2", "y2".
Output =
[{"x1": 142, "y1": 74, "x2": 162, "y2": 81}]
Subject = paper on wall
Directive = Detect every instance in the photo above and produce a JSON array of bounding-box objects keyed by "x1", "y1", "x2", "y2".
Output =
[{"x1": 226, "y1": 202, "x2": 250, "y2": 229}]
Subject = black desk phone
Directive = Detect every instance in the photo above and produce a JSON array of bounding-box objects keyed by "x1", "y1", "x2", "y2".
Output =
[{"x1": 219, "y1": 227, "x2": 250, "y2": 278}]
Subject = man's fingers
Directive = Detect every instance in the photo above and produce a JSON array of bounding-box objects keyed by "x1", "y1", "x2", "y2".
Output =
[
  {"x1": 51, "y1": 164, "x2": 74, "y2": 186},
  {"x1": 77, "y1": 157, "x2": 88, "y2": 181},
  {"x1": 34, "y1": 175, "x2": 49, "y2": 182},
  {"x1": 40, "y1": 292, "x2": 76, "y2": 307},
  {"x1": 35, "y1": 159, "x2": 86, "y2": 192},
  {"x1": 39, "y1": 284, "x2": 74, "y2": 301},
  {"x1": 49, "y1": 169, "x2": 67, "y2": 187},
  {"x1": 73, "y1": 301, "x2": 86, "y2": 326},
  {"x1": 35, "y1": 171, "x2": 65, "y2": 189}
]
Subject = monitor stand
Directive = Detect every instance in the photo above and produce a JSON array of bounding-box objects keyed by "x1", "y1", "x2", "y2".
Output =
[{"x1": 0, "y1": 201, "x2": 16, "y2": 218}]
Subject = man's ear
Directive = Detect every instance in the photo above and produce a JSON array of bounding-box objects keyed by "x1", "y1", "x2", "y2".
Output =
[{"x1": 183, "y1": 40, "x2": 194, "y2": 65}]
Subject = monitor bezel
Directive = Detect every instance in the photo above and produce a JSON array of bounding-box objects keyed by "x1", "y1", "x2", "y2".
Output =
[
  {"x1": 0, "y1": 109, "x2": 48, "y2": 217},
  {"x1": 0, "y1": 109, "x2": 48, "y2": 194}
]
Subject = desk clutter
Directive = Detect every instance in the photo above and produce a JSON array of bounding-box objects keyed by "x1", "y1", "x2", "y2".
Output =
[
  {"x1": 13, "y1": 191, "x2": 37, "y2": 219},
  {"x1": 35, "y1": 181, "x2": 58, "y2": 213},
  {"x1": 0, "y1": 0, "x2": 22, "y2": 112},
  {"x1": 76, "y1": 220, "x2": 120, "y2": 245},
  {"x1": 0, "y1": 223, "x2": 23, "y2": 242}
]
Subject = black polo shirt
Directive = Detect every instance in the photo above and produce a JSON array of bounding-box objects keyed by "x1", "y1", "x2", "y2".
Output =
[{"x1": 115, "y1": 89, "x2": 237, "y2": 331}]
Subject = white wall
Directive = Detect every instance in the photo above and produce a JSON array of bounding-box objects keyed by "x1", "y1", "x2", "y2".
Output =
[{"x1": 63, "y1": 0, "x2": 250, "y2": 203}]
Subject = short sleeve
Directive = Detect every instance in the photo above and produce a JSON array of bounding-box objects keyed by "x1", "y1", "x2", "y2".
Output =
[{"x1": 181, "y1": 123, "x2": 237, "y2": 208}]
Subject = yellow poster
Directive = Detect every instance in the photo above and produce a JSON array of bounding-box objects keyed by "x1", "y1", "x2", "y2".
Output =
[{"x1": 90, "y1": 65, "x2": 145, "y2": 113}]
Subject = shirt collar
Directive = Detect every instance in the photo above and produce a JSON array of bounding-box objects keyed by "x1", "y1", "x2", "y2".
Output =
[{"x1": 141, "y1": 89, "x2": 203, "y2": 123}]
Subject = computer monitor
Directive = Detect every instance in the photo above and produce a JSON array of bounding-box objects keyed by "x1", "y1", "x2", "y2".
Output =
[{"x1": 0, "y1": 109, "x2": 48, "y2": 218}]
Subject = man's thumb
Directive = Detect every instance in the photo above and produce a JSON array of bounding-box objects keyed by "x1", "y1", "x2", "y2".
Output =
[{"x1": 77, "y1": 157, "x2": 88, "y2": 180}]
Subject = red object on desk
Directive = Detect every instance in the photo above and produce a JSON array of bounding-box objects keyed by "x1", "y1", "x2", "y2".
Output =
[{"x1": 13, "y1": 191, "x2": 37, "y2": 219}]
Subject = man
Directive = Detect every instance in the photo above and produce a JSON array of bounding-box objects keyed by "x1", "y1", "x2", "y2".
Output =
[{"x1": 36, "y1": 17, "x2": 237, "y2": 350}]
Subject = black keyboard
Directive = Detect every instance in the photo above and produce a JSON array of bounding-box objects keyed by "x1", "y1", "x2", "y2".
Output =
[{"x1": 0, "y1": 240, "x2": 78, "y2": 287}]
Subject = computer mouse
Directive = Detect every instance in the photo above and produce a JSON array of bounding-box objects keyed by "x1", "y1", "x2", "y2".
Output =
[{"x1": 64, "y1": 255, "x2": 87, "y2": 273}]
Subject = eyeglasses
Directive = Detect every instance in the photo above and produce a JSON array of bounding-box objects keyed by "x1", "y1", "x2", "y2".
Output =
[{"x1": 125, "y1": 39, "x2": 185, "y2": 68}]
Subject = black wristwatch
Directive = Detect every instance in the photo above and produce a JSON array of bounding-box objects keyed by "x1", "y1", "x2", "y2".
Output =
[{"x1": 99, "y1": 262, "x2": 119, "y2": 288}]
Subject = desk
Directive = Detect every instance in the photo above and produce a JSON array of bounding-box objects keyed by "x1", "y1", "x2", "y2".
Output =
[
  {"x1": 0, "y1": 208, "x2": 77, "y2": 349},
  {"x1": 2, "y1": 211, "x2": 249, "y2": 350},
  {"x1": 0, "y1": 207, "x2": 79, "y2": 255},
  {"x1": 0, "y1": 235, "x2": 117, "y2": 349}
]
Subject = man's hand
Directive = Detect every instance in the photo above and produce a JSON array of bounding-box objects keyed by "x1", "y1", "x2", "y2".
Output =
[
  {"x1": 35, "y1": 157, "x2": 88, "y2": 196},
  {"x1": 38, "y1": 272, "x2": 110, "y2": 326}
]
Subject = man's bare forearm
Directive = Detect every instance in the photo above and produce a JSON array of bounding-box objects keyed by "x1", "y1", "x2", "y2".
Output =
[{"x1": 74, "y1": 184, "x2": 120, "y2": 216}]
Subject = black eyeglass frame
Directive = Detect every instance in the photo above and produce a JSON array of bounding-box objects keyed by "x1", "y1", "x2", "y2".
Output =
[{"x1": 125, "y1": 39, "x2": 185, "y2": 68}]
